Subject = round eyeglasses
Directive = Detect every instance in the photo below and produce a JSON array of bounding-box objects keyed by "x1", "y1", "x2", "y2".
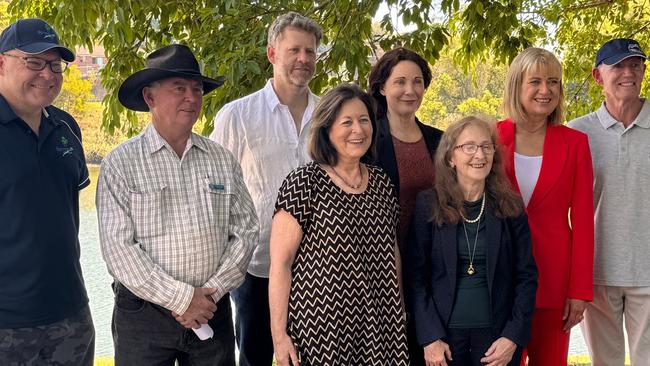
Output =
[
  {"x1": 454, "y1": 143, "x2": 496, "y2": 155},
  {"x1": 2, "y1": 53, "x2": 69, "y2": 73}
]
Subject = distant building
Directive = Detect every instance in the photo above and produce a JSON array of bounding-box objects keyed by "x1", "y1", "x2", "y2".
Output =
[{"x1": 71, "y1": 45, "x2": 107, "y2": 100}]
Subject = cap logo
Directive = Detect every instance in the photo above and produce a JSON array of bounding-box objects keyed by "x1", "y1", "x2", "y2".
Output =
[
  {"x1": 37, "y1": 30, "x2": 56, "y2": 39},
  {"x1": 629, "y1": 43, "x2": 642, "y2": 54}
]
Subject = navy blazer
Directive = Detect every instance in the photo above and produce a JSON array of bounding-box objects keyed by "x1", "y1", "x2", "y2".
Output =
[
  {"x1": 374, "y1": 116, "x2": 442, "y2": 196},
  {"x1": 404, "y1": 189, "x2": 537, "y2": 348}
]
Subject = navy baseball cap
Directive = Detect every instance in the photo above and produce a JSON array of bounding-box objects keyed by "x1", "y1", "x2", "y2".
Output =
[
  {"x1": 595, "y1": 38, "x2": 646, "y2": 67},
  {"x1": 0, "y1": 18, "x2": 74, "y2": 62}
]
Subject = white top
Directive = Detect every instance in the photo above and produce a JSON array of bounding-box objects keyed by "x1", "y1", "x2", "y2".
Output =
[
  {"x1": 514, "y1": 152, "x2": 542, "y2": 207},
  {"x1": 210, "y1": 79, "x2": 319, "y2": 277}
]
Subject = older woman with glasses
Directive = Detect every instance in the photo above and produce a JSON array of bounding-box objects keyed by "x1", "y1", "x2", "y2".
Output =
[
  {"x1": 406, "y1": 116, "x2": 537, "y2": 366},
  {"x1": 497, "y1": 48, "x2": 594, "y2": 366},
  {"x1": 269, "y1": 84, "x2": 408, "y2": 366}
]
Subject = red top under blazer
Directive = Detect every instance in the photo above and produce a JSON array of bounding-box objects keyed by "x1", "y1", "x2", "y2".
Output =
[{"x1": 497, "y1": 119, "x2": 594, "y2": 309}]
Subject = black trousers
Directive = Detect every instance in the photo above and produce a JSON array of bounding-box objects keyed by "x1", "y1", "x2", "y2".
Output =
[
  {"x1": 112, "y1": 283, "x2": 235, "y2": 366},
  {"x1": 445, "y1": 327, "x2": 523, "y2": 366},
  {"x1": 230, "y1": 273, "x2": 274, "y2": 366}
]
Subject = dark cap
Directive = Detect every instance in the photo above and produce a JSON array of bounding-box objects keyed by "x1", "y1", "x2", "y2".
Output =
[
  {"x1": 0, "y1": 18, "x2": 74, "y2": 62},
  {"x1": 595, "y1": 38, "x2": 646, "y2": 67}
]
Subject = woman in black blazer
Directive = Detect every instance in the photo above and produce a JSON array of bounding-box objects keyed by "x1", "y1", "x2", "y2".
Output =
[
  {"x1": 405, "y1": 116, "x2": 537, "y2": 366},
  {"x1": 368, "y1": 48, "x2": 443, "y2": 365},
  {"x1": 368, "y1": 47, "x2": 443, "y2": 248}
]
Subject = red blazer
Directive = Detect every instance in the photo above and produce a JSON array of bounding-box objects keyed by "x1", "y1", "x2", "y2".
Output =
[{"x1": 497, "y1": 119, "x2": 594, "y2": 309}]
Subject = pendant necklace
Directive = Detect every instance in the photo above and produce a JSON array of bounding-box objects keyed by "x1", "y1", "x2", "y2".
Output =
[
  {"x1": 461, "y1": 194, "x2": 484, "y2": 275},
  {"x1": 330, "y1": 164, "x2": 364, "y2": 189}
]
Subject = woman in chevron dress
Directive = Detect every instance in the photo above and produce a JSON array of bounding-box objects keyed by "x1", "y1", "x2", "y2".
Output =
[{"x1": 269, "y1": 84, "x2": 409, "y2": 366}]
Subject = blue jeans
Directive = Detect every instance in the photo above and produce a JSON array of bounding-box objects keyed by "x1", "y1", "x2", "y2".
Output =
[
  {"x1": 230, "y1": 273, "x2": 273, "y2": 366},
  {"x1": 112, "y1": 283, "x2": 235, "y2": 366}
]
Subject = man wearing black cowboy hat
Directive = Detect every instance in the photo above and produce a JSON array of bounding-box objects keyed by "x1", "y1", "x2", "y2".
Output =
[
  {"x1": 97, "y1": 44, "x2": 258, "y2": 365},
  {"x1": 569, "y1": 39, "x2": 650, "y2": 365},
  {"x1": 0, "y1": 18, "x2": 95, "y2": 365}
]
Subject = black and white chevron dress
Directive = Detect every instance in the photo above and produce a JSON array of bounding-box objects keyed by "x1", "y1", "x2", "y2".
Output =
[{"x1": 275, "y1": 162, "x2": 409, "y2": 365}]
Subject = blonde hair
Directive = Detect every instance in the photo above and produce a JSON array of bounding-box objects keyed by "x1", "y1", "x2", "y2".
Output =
[
  {"x1": 432, "y1": 116, "x2": 523, "y2": 225},
  {"x1": 504, "y1": 47, "x2": 565, "y2": 125}
]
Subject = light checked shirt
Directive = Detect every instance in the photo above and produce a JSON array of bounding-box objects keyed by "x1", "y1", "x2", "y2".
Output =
[
  {"x1": 97, "y1": 124, "x2": 258, "y2": 315},
  {"x1": 210, "y1": 79, "x2": 318, "y2": 277}
]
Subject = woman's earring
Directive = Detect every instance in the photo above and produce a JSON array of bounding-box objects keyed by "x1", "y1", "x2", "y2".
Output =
[{"x1": 449, "y1": 162, "x2": 455, "y2": 168}]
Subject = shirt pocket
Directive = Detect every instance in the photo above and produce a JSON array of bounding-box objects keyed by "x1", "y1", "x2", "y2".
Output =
[
  {"x1": 130, "y1": 186, "x2": 166, "y2": 239},
  {"x1": 200, "y1": 178, "x2": 232, "y2": 231}
]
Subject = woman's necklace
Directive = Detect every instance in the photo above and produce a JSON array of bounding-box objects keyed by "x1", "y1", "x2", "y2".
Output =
[
  {"x1": 330, "y1": 164, "x2": 364, "y2": 189},
  {"x1": 459, "y1": 193, "x2": 485, "y2": 223},
  {"x1": 460, "y1": 194, "x2": 484, "y2": 275}
]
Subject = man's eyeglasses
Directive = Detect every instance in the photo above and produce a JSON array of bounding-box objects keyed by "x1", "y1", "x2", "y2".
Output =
[
  {"x1": 454, "y1": 143, "x2": 496, "y2": 155},
  {"x1": 2, "y1": 53, "x2": 68, "y2": 73}
]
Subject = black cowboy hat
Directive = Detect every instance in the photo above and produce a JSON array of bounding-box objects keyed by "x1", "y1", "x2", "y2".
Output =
[{"x1": 118, "y1": 44, "x2": 225, "y2": 111}]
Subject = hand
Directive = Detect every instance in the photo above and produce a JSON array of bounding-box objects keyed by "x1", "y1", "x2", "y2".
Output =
[
  {"x1": 423, "y1": 339, "x2": 452, "y2": 366},
  {"x1": 273, "y1": 332, "x2": 300, "y2": 366},
  {"x1": 563, "y1": 298, "x2": 587, "y2": 332},
  {"x1": 480, "y1": 337, "x2": 516, "y2": 366},
  {"x1": 172, "y1": 287, "x2": 217, "y2": 329}
]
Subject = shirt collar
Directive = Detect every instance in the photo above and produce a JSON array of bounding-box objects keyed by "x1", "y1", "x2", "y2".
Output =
[
  {"x1": 143, "y1": 124, "x2": 167, "y2": 154},
  {"x1": 0, "y1": 94, "x2": 58, "y2": 127},
  {"x1": 143, "y1": 124, "x2": 208, "y2": 155},
  {"x1": 263, "y1": 79, "x2": 281, "y2": 111},
  {"x1": 597, "y1": 98, "x2": 650, "y2": 129},
  {"x1": 634, "y1": 99, "x2": 650, "y2": 128},
  {"x1": 263, "y1": 79, "x2": 317, "y2": 113},
  {"x1": 0, "y1": 94, "x2": 18, "y2": 124}
]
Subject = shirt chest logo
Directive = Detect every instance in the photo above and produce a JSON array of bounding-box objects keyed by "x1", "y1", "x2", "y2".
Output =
[{"x1": 56, "y1": 135, "x2": 75, "y2": 157}]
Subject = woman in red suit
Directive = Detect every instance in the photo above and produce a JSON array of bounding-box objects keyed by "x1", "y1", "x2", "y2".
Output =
[{"x1": 497, "y1": 47, "x2": 594, "y2": 366}]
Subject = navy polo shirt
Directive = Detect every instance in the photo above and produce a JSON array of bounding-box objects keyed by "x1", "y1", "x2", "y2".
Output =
[{"x1": 0, "y1": 94, "x2": 90, "y2": 328}]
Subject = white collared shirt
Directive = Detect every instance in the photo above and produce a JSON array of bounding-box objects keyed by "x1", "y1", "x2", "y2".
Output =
[{"x1": 210, "y1": 79, "x2": 319, "y2": 277}]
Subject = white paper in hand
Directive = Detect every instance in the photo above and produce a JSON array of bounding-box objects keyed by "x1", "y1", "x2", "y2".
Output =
[{"x1": 193, "y1": 324, "x2": 214, "y2": 340}]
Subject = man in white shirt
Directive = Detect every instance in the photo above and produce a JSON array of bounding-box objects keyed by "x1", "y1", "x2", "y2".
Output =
[
  {"x1": 569, "y1": 38, "x2": 650, "y2": 366},
  {"x1": 210, "y1": 12, "x2": 322, "y2": 366}
]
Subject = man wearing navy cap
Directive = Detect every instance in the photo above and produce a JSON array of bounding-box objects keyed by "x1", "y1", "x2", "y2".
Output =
[
  {"x1": 569, "y1": 39, "x2": 650, "y2": 365},
  {"x1": 0, "y1": 18, "x2": 95, "y2": 365}
]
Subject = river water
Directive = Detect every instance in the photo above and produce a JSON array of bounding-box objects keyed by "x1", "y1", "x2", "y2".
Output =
[{"x1": 79, "y1": 167, "x2": 595, "y2": 357}]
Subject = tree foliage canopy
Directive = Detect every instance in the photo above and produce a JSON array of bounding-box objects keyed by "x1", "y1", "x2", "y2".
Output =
[{"x1": 6, "y1": 0, "x2": 650, "y2": 133}]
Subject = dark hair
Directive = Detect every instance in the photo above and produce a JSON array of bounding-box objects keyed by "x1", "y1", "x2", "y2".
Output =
[
  {"x1": 368, "y1": 47, "x2": 432, "y2": 119},
  {"x1": 432, "y1": 116, "x2": 523, "y2": 225},
  {"x1": 309, "y1": 83, "x2": 377, "y2": 166}
]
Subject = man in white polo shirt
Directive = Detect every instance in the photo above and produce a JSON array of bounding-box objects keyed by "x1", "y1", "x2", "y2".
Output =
[
  {"x1": 209, "y1": 12, "x2": 322, "y2": 366},
  {"x1": 569, "y1": 38, "x2": 649, "y2": 366}
]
